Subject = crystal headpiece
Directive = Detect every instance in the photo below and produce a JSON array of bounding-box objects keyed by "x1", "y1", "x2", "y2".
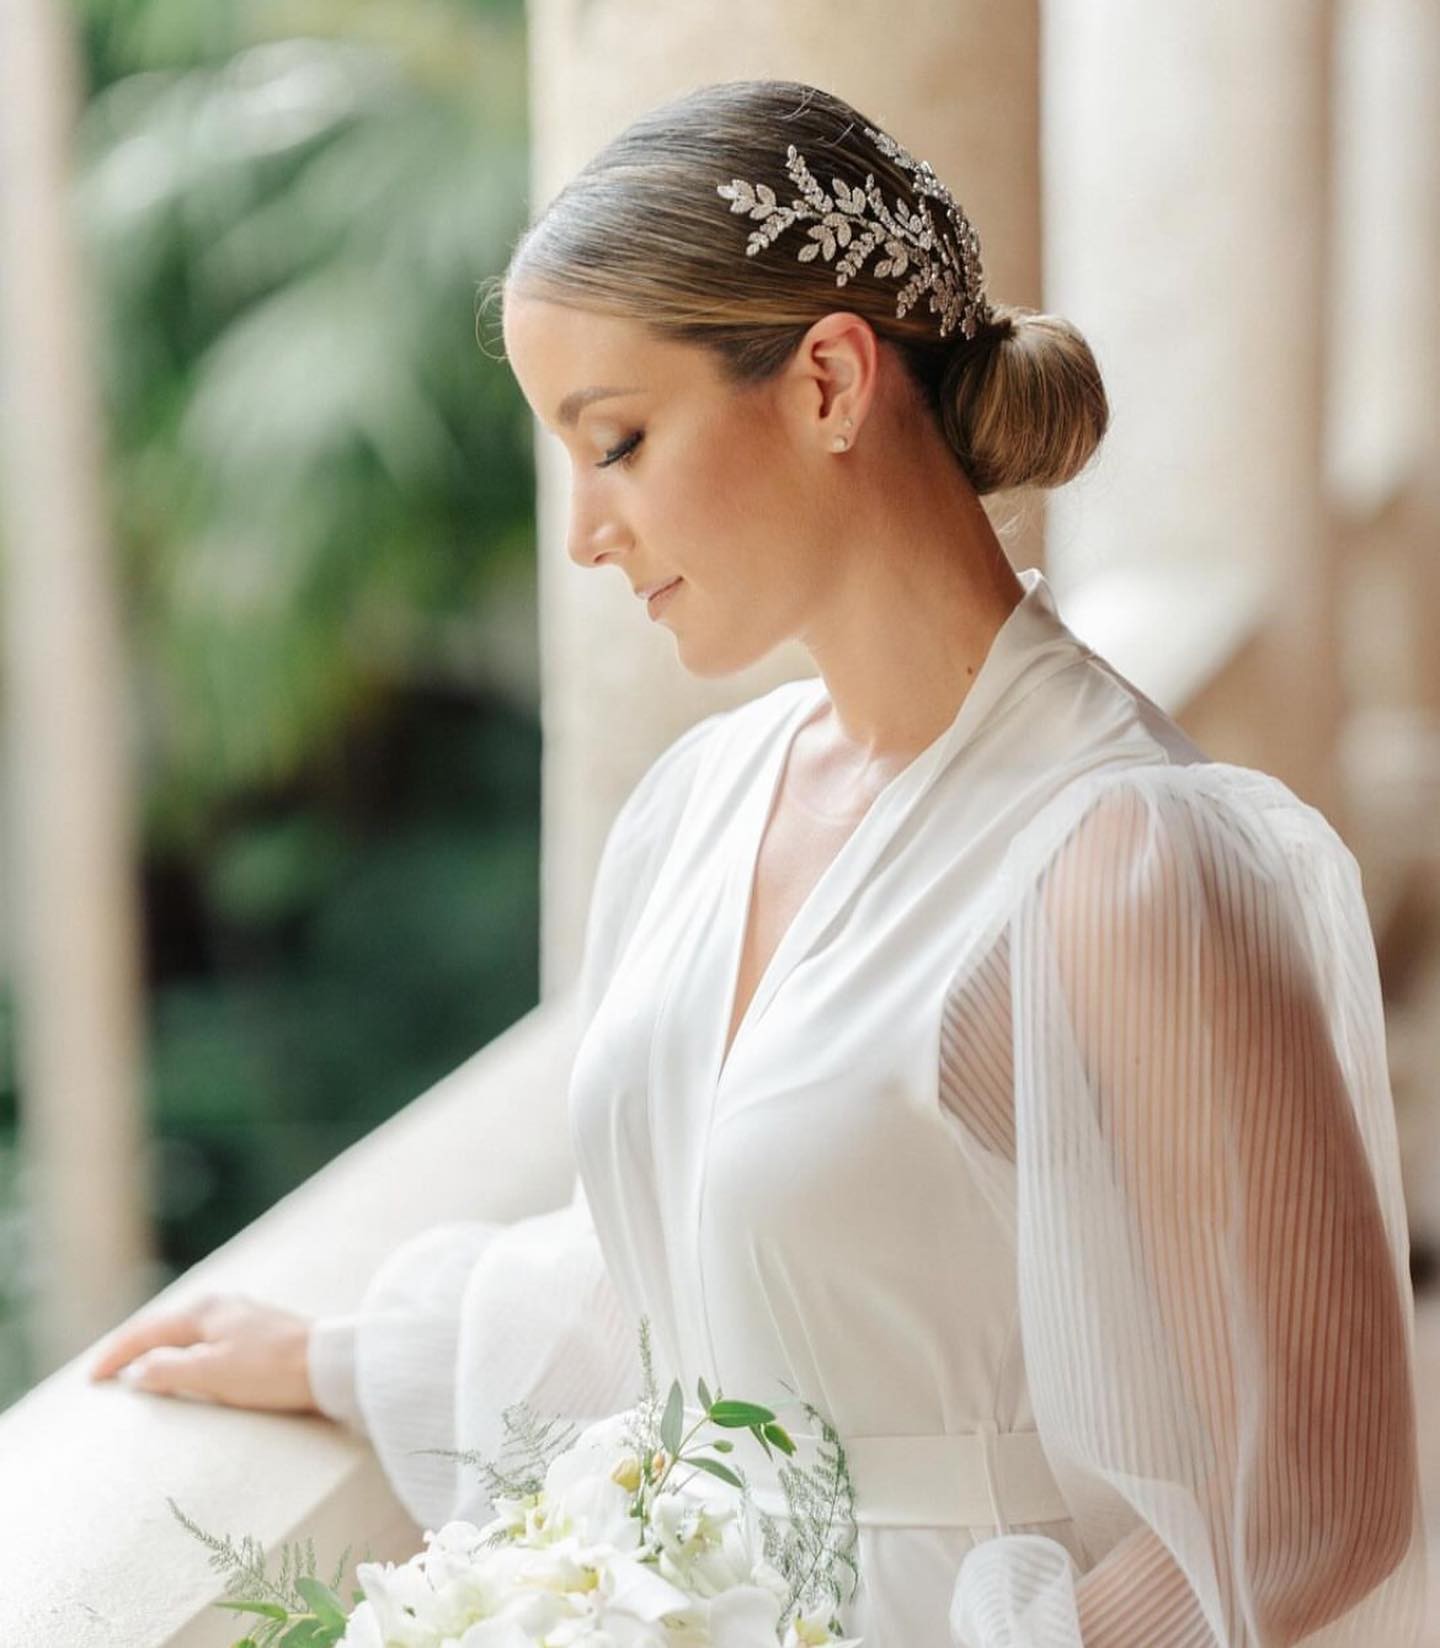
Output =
[{"x1": 716, "y1": 123, "x2": 994, "y2": 341}]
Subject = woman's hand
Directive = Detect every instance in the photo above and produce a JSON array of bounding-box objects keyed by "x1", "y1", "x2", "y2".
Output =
[{"x1": 86, "y1": 1292, "x2": 318, "y2": 1413}]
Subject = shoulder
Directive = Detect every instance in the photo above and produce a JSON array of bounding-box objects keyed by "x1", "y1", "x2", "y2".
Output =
[
  {"x1": 580, "y1": 680, "x2": 809, "y2": 1012},
  {"x1": 994, "y1": 767, "x2": 1375, "y2": 1097},
  {"x1": 609, "y1": 705, "x2": 730, "y2": 845},
  {"x1": 999, "y1": 759, "x2": 1361, "y2": 959},
  {"x1": 577, "y1": 710, "x2": 727, "y2": 1021},
  {"x1": 592, "y1": 707, "x2": 729, "y2": 913},
  {"x1": 604, "y1": 675, "x2": 814, "y2": 858}
]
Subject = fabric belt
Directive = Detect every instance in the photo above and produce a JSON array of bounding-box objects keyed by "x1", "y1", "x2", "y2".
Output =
[{"x1": 679, "y1": 1405, "x2": 1071, "y2": 1531}]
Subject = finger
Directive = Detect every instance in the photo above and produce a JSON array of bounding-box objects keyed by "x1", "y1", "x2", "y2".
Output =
[
  {"x1": 88, "y1": 1308, "x2": 209, "y2": 1381},
  {"x1": 118, "y1": 1344, "x2": 222, "y2": 1399}
]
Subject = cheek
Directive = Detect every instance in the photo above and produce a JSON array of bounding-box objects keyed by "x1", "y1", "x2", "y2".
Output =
[
  {"x1": 679, "y1": 415, "x2": 786, "y2": 527},
  {"x1": 644, "y1": 430, "x2": 754, "y2": 551},
  {"x1": 642, "y1": 406, "x2": 793, "y2": 594}
]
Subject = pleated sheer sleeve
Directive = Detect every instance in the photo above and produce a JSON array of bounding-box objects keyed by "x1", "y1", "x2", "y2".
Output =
[
  {"x1": 305, "y1": 711, "x2": 723, "y2": 1533},
  {"x1": 940, "y1": 762, "x2": 1428, "y2": 1647}
]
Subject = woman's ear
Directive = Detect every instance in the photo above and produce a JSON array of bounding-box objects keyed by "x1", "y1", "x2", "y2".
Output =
[{"x1": 791, "y1": 311, "x2": 879, "y2": 451}]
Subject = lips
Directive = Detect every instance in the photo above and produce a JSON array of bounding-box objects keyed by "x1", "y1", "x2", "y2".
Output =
[
  {"x1": 646, "y1": 577, "x2": 682, "y2": 618},
  {"x1": 638, "y1": 577, "x2": 681, "y2": 601}
]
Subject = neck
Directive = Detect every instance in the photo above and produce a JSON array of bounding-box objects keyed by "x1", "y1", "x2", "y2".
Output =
[{"x1": 795, "y1": 422, "x2": 1026, "y2": 768}]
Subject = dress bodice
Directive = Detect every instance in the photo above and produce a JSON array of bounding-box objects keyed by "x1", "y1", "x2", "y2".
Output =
[
  {"x1": 568, "y1": 570, "x2": 1197, "y2": 1440},
  {"x1": 313, "y1": 566, "x2": 1428, "y2": 1645}
]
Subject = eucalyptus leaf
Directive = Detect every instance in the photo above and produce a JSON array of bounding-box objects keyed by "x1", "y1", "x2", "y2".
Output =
[
  {"x1": 216, "y1": 1600, "x2": 291, "y2": 1621},
  {"x1": 660, "y1": 1380, "x2": 683, "y2": 1455},
  {"x1": 279, "y1": 1619, "x2": 332, "y2": 1648},
  {"x1": 707, "y1": 1400, "x2": 775, "y2": 1427},
  {"x1": 685, "y1": 1456, "x2": 744, "y2": 1491},
  {"x1": 296, "y1": 1576, "x2": 348, "y2": 1628},
  {"x1": 697, "y1": 1374, "x2": 712, "y2": 1411},
  {"x1": 762, "y1": 1422, "x2": 797, "y2": 1455}
]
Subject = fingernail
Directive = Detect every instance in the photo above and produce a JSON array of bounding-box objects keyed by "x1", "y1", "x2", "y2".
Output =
[{"x1": 117, "y1": 1361, "x2": 148, "y2": 1386}]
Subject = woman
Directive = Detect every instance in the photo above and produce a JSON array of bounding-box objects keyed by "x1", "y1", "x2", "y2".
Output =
[{"x1": 89, "y1": 80, "x2": 1427, "y2": 1645}]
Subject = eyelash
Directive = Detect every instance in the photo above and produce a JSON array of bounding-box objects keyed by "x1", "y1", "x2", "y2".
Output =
[{"x1": 596, "y1": 430, "x2": 644, "y2": 469}]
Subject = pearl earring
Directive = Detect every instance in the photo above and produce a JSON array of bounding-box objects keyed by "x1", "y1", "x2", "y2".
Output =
[{"x1": 832, "y1": 415, "x2": 854, "y2": 452}]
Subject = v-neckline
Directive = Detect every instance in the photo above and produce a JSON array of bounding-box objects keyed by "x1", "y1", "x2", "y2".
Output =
[
  {"x1": 715, "y1": 682, "x2": 830, "y2": 1082},
  {"x1": 713, "y1": 675, "x2": 953, "y2": 1089},
  {"x1": 706, "y1": 566, "x2": 1072, "y2": 1091}
]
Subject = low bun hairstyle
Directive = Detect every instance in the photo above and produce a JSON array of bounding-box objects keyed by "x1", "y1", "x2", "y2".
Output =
[
  {"x1": 935, "y1": 306, "x2": 1109, "y2": 494},
  {"x1": 499, "y1": 79, "x2": 1108, "y2": 496}
]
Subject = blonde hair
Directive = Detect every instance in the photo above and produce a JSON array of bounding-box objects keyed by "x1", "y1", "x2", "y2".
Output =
[{"x1": 495, "y1": 79, "x2": 1108, "y2": 496}]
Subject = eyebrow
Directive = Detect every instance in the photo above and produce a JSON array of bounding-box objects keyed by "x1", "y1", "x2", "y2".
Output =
[{"x1": 555, "y1": 385, "x2": 645, "y2": 429}]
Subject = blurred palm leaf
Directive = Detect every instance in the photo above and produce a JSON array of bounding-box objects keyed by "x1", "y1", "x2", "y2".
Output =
[{"x1": 72, "y1": 0, "x2": 533, "y2": 848}]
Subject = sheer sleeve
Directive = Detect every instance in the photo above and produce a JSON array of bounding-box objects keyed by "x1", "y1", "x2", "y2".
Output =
[
  {"x1": 309, "y1": 710, "x2": 724, "y2": 1532},
  {"x1": 941, "y1": 763, "x2": 1428, "y2": 1646}
]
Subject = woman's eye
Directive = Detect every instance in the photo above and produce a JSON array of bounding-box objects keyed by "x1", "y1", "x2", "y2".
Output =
[{"x1": 596, "y1": 431, "x2": 643, "y2": 469}]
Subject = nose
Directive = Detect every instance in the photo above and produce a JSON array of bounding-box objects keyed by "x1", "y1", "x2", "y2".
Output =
[{"x1": 565, "y1": 472, "x2": 632, "y2": 570}]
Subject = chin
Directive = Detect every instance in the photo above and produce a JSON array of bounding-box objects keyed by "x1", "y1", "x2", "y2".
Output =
[{"x1": 671, "y1": 628, "x2": 779, "y2": 681}]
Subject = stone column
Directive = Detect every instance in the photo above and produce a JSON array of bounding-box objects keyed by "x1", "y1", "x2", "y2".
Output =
[
  {"x1": 1320, "y1": 0, "x2": 1440, "y2": 924},
  {"x1": 0, "y1": 0, "x2": 153, "y2": 1366},
  {"x1": 525, "y1": 0, "x2": 1044, "y2": 994},
  {"x1": 1357, "y1": 0, "x2": 1436, "y2": 721},
  {"x1": 1329, "y1": 0, "x2": 1440, "y2": 720},
  {"x1": 1042, "y1": 1, "x2": 1341, "y2": 817}
]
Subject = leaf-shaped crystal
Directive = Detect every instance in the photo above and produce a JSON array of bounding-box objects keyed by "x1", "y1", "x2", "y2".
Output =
[{"x1": 714, "y1": 119, "x2": 992, "y2": 341}]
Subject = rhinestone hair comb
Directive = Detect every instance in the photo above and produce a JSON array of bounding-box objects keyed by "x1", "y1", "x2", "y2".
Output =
[{"x1": 716, "y1": 123, "x2": 993, "y2": 341}]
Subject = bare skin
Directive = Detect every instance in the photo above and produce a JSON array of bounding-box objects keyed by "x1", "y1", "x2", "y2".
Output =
[
  {"x1": 87, "y1": 1292, "x2": 316, "y2": 1410},
  {"x1": 501, "y1": 293, "x2": 1023, "y2": 761},
  {"x1": 88, "y1": 296, "x2": 1020, "y2": 1415}
]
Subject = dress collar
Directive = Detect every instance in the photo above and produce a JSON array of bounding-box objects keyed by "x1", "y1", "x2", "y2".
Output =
[
  {"x1": 791, "y1": 564, "x2": 1090, "y2": 778},
  {"x1": 709, "y1": 567, "x2": 1090, "y2": 1087}
]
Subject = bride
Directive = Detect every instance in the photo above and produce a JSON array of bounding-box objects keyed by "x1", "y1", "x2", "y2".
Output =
[{"x1": 88, "y1": 79, "x2": 1427, "y2": 1646}]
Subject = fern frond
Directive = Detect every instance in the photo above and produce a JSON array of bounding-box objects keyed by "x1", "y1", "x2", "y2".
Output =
[{"x1": 747, "y1": 1393, "x2": 860, "y2": 1633}]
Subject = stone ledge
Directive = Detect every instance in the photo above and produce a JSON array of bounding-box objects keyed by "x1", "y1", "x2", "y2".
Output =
[{"x1": 0, "y1": 995, "x2": 580, "y2": 1648}]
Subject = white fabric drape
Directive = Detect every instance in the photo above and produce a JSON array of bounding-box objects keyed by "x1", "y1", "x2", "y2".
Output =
[
  {"x1": 939, "y1": 762, "x2": 1427, "y2": 1645},
  {"x1": 306, "y1": 619, "x2": 1428, "y2": 1643},
  {"x1": 305, "y1": 713, "x2": 723, "y2": 1532}
]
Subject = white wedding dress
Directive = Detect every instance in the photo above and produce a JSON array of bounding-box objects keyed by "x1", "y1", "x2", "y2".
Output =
[{"x1": 308, "y1": 567, "x2": 1428, "y2": 1645}]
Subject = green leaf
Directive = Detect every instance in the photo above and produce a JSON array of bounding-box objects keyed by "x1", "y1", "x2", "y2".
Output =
[
  {"x1": 711, "y1": 1439, "x2": 734, "y2": 1453},
  {"x1": 686, "y1": 1456, "x2": 744, "y2": 1490},
  {"x1": 707, "y1": 1400, "x2": 775, "y2": 1427},
  {"x1": 696, "y1": 1375, "x2": 712, "y2": 1411},
  {"x1": 762, "y1": 1422, "x2": 796, "y2": 1455},
  {"x1": 216, "y1": 1600, "x2": 291, "y2": 1622},
  {"x1": 296, "y1": 1577, "x2": 348, "y2": 1629},
  {"x1": 279, "y1": 1620, "x2": 332, "y2": 1648},
  {"x1": 660, "y1": 1379, "x2": 683, "y2": 1455}
]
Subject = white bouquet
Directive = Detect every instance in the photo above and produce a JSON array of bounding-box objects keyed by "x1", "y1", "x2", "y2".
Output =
[{"x1": 171, "y1": 1317, "x2": 862, "y2": 1648}]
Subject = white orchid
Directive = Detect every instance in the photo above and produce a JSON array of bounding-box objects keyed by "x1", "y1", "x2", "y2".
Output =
[
  {"x1": 649, "y1": 1490, "x2": 761, "y2": 1600},
  {"x1": 337, "y1": 1405, "x2": 854, "y2": 1648},
  {"x1": 189, "y1": 1320, "x2": 861, "y2": 1648}
]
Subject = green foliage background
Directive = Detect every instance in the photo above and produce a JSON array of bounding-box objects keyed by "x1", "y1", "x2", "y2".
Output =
[{"x1": 0, "y1": 0, "x2": 538, "y2": 1407}]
